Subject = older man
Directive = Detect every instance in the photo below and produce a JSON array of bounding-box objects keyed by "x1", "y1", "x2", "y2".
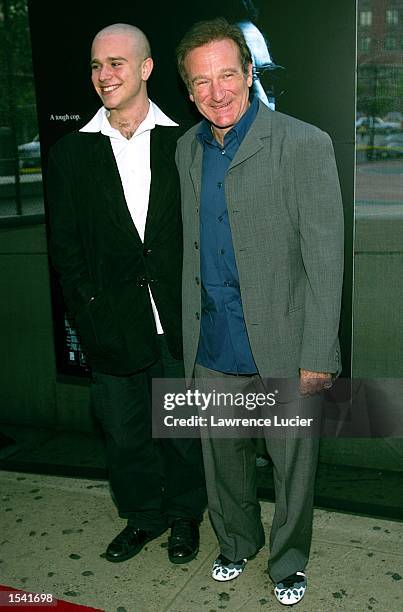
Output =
[
  {"x1": 175, "y1": 18, "x2": 344, "y2": 605},
  {"x1": 47, "y1": 23, "x2": 206, "y2": 566}
]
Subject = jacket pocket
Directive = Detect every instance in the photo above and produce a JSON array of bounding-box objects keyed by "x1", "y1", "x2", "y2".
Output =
[{"x1": 74, "y1": 294, "x2": 124, "y2": 356}]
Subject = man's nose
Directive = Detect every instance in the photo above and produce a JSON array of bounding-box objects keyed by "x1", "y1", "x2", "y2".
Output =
[
  {"x1": 210, "y1": 79, "x2": 225, "y2": 101},
  {"x1": 98, "y1": 65, "x2": 112, "y2": 81}
]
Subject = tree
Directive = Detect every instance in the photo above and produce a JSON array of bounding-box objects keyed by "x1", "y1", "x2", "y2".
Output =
[{"x1": 0, "y1": 0, "x2": 39, "y2": 143}]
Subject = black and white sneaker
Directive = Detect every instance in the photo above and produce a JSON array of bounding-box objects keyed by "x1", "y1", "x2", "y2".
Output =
[
  {"x1": 211, "y1": 554, "x2": 247, "y2": 581},
  {"x1": 274, "y1": 571, "x2": 307, "y2": 605}
]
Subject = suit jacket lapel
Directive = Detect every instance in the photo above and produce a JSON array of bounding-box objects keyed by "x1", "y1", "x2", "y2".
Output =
[
  {"x1": 91, "y1": 133, "x2": 143, "y2": 245},
  {"x1": 144, "y1": 126, "x2": 180, "y2": 241},
  {"x1": 145, "y1": 127, "x2": 165, "y2": 236},
  {"x1": 229, "y1": 101, "x2": 273, "y2": 170},
  {"x1": 189, "y1": 136, "x2": 203, "y2": 205}
]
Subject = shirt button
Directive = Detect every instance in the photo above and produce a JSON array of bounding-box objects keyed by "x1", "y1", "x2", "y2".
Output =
[
  {"x1": 217, "y1": 182, "x2": 223, "y2": 188},
  {"x1": 143, "y1": 248, "x2": 152, "y2": 256},
  {"x1": 221, "y1": 149, "x2": 226, "y2": 155},
  {"x1": 224, "y1": 281, "x2": 231, "y2": 287},
  {"x1": 218, "y1": 215, "x2": 223, "y2": 222},
  {"x1": 220, "y1": 248, "x2": 225, "y2": 255}
]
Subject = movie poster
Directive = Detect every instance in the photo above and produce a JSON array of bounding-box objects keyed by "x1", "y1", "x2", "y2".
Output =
[{"x1": 27, "y1": 0, "x2": 355, "y2": 377}]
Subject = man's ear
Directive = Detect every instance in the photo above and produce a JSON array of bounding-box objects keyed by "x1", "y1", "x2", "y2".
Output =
[
  {"x1": 189, "y1": 91, "x2": 195, "y2": 103},
  {"x1": 141, "y1": 57, "x2": 153, "y2": 81},
  {"x1": 246, "y1": 62, "x2": 253, "y2": 87}
]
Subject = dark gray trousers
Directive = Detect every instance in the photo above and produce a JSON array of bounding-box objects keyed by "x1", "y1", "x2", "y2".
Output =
[
  {"x1": 194, "y1": 363, "x2": 320, "y2": 582},
  {"x1": 91, "y1": 336, "x2": 206, "y2": 532}
]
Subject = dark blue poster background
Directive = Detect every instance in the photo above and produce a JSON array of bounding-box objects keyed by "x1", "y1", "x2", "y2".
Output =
[{"x1": 27, "y1": 0, "x2": 355, "y2": 378}]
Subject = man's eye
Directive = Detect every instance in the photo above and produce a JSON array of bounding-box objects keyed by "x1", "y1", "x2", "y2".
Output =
[
  {"x1": 91, "y1": 65, "x2": 100, "y2": 71},
  {"x1": 112, "y1": 62, "x2": 122, "y2": 67},
  {"x1": 223, "y1": 73, "x2": 234, "y2": 79}
]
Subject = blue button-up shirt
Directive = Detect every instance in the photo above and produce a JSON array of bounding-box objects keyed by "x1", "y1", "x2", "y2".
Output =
[{"x1": 196, "y1": 96, "x2": 259, "y2": 374}]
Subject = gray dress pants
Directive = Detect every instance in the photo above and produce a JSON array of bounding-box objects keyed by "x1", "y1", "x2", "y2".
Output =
[{"x1": 194, "y1": 363, "x2": 320, "y2": 582}]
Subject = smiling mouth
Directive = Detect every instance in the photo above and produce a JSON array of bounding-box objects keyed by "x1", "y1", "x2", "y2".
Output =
[
  {"x1": 101, "y1": 85, "x2": 120, "y2": 93},
  {"x1": 213, "y1": 101, "x2": 231, "y2": 110}
]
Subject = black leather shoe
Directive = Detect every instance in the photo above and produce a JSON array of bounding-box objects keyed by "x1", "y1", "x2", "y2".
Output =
[
  {"x1": 106, "y1": 526, "x2": 165, "y2": 563},
  {"x1": 168, "y1": 518, "x2": 199, "y2": 564}
]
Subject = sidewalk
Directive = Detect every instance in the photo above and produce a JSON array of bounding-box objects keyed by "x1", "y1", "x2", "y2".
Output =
[{"x1": 0, "y1": 470, "x2": 401, "y2": 612}]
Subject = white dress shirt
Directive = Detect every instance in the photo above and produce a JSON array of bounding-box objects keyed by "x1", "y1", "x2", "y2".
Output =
[{"x1": 80, "y1": 100, "x2": 178, "y2": 334}]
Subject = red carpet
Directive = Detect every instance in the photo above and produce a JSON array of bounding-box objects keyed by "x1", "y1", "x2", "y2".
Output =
[{"x1": 0, "y1": 586, "x2": 104, "y2": 611}]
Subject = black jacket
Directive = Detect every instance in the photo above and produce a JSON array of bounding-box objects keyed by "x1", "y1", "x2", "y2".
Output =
[{"x1": 47, "y1": 125, "x2": 183, "y2": 375}]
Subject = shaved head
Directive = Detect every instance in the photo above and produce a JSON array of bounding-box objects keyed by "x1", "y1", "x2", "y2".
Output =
[
  {"x1": 90, "y1": 22, "x2": 154, "y2": 122},
  {"x1": 92, "y1": 23, "x2": 151, "y2": 60}
]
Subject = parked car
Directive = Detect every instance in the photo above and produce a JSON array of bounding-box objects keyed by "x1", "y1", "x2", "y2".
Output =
[
  {"x1": 383, "y1": 133, "x2": 403, "y2": 158},
  {"x1": 18, "y1": 134, "x2": 41, "y2": 169},
  {"x1": 355, "y1": 116, "x2": 399, "y2": 135},
  {"x1": 383, "y1": 111, "x2": 403, "y2": 124}
]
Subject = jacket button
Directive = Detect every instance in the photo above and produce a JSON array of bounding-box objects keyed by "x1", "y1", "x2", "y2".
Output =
[
  {"x1": 195, "y1": 276, "x2": 200, "y2": 285},
  {"x1": 195, "y1": 312, "x2": 200, "y2": 320},
  {"x1": 143, "y1": 248, "x2": 152, "y2": 256},
  {"x1": 194, "y1": 241, "x2": 199, "y2": 249}
]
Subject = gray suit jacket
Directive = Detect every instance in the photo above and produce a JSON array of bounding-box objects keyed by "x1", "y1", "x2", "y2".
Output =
[{"x1": 176, "y1": 101, "x2": 344, "y2": 382}]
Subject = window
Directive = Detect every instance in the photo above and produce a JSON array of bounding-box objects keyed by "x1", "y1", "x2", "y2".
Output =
[
  {"x1": 0, "y1": 0, "x2": 43, "y2": 219},
  {"x1": 360, "y1": 36, "x2": 372, "y2": 52},
  {"x1": 384, "y1": 36, "x2": 397, "y2": 50},
  {"x1": 360, "y1": 10, "x2": 372, "y2": 26},
  {"x1": 386, "y1": 9, "x2": 399, "y2": 25}
]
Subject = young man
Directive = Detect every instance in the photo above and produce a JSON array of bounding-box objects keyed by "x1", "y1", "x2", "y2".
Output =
[
  {"x1": 47, "y1": 23, "x2": 205, "y2": 566},
  {"x1": 175, "y1": 18, "x2": 344, "y2": 605}
]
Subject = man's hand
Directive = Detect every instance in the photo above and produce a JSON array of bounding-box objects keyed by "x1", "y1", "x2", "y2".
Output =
[{"x1": 299, "y1": 368, "x2": 333, "y2": 396}]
